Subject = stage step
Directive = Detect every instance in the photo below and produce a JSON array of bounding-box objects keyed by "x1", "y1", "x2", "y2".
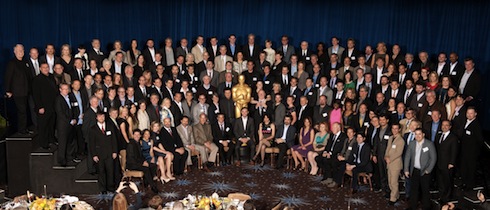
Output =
[
  {"x1": 75, "y1": 172, "x2": 98, "y2": 183},
  {"x1": 0, "y1": 188, "x2": 4, "y2": 203}
]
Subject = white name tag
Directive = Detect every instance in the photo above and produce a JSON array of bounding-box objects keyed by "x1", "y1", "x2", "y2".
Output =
[
  {"x1": 194, "y1": 77, "x2": 198, "y2": 81},
  {"x1": 226, "y1": 127, "x2": 230, "y2": 132},
  {"x1": 392, "y1": 144, "x2": 396, "y2": 149},
  {"x1": 351, "y1": 56, "x2": 356, "y2": 60},
  {"x1": 264, "y1": 81, "x2": 270, "y2": 84},
  {"x1": 253, "y1": 77, "x2": 257, "y2": 81},
  {"x1": 134, "y1": 102, "x2": 138, "y2": 106},
  {"x1": 192, "y1": 87, "x2": 197, "y2": 93},
  {"x1": 306, "y1": 57, "x2": 310, "y2": 61},
  {"x1": 422, "y1": 147, "x2": 429, "y2": 152},
  {"x1": 451, "y1": 71, "x2": 457, "y2": 75},
  {"x1": 322, "y1": 113, "x2": 328, "y2": 117},
  {"x1": 176, "y1": 79, "x2": 180, "y2": 83},
  {"x1": 156, "y1": 136, "x2": 160, "y2": 140},
  {"x1": 72, "y1": 102, "x2": 79, "y2": 107},
  {"x1": 384, "y1": 135, "x2": 389, "y2": 140},
  {"x1": 418, "y1": 103, "x2": 423, "y2": 108},
  {"x1": 466, "y1": 130, "x2": 471, "y2": 135},
  {"x1": 148, "y1": 142, "x2": 152, "y2": 146},
  {"x1": 427, "y1": 111, "x2": 432, "y2": 116},
  {"x1": 364, "y1": 122, "x2": 369, "y2": 126},
  {"x1": 181, "y1": 71, "x2": 185, "y2": 75},
  {"x1": 103, "y1": 107, "x2": 107, "y2": 112},
  {"x1": 267, "y1": 127, "x2": 271, "y2": 131},
  {"x1": 308, "y1": 92, "x2": 313, "y2": 96},
  {"x1": 106, "y1": 131, "x2": 112, "y2": 136},
  {"x1": 348, "y1": 146, "x2": 352, "y2": 150},
  {"x1": 214, "y1": 110, "x2": 219, "y2": 114},
  {"x1": 315, "y1": 84, "x2": 319, "y2": 88},
  {"x1": 208, "y1": 91, "x2": 213, "y2": 95},
  {"x1": 392, "y1": 111, "x2": 397, "y2": 114}
]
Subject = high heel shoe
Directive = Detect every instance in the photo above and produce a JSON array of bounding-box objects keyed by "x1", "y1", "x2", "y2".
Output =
[
  {"x1": 160, "y1": 176, "x2": 170, "y2": 183},
  {"x1": 167, "y1": 173, "x2": 176, "y2": 180},
  {"x1": 260, "y1": 161, "x2": 265, "y2": 167}
]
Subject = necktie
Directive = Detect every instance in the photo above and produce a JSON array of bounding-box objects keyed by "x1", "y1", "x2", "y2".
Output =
[
  {"x1": 405, "y1": 91, "x2": 410, "y2": 103},
  {"x1": 408, "y1": 132, "x2": 414, "y2": 144},
  {"x1": 34, "y1": 60, "x2": 39, "y2": 75},
  {"x1": 142, "y1": 87, "x2": 146, "y2": 96},
  {"x1": 439, "y1": 134, "x2": 445, "y2": 144},
  {"x1": 299, "y1": 107, "x2": 304, "y2": 119},
  {"x1": 330, "y1": 135, "x2": 337, "y2": 152},
  {"x1": 169, "y1": 129, "x2": 172, "y2": 136},
  {"x1": 359, "y1": 116, "x2": 364, "y2": 127},
  {"x1": 357, "y1": 146, "x2": 362, "y2": 163},
  {"x1": 101, "y1": 125, "x2": 105, "y2": 133}
]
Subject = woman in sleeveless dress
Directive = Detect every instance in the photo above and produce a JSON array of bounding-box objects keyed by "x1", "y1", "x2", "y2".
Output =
[
  {"x1": 291, "y1": 117, "x2": 315, "y2": 171},
  {"x1": 150, "y1": 121, "x2": 175, "y2": 183},
  {"x1": 307, "y1": 122, "x2": 329, "y2": 175},
  {"x1": 252, "y1": 114, "x2": 275, "y2": 167}
]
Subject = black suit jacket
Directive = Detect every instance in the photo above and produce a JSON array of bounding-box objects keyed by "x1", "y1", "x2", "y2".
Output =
[
  {"x1": 312, "y1": 105, "x2": 332, "y2": 126},
  {"x1": 147, "y1": 104, "x2": 161, "y2": 124},
  {"x1": 70, "y1": 69, "x2": 86, "y2": 82},
  {"x1": 87, "y1": 48, "x2": 106, "y2": 68},
  {"x1": 122, "y1": 76, "x2": 137, "y2": 88},
  {"x1": 459, "y1": 70, "x2": 481, "y2": 99},
  {"x1": 171, "y1": 101, "x2": 184, "y2": 126},
  {"x1": 347, "y1": 142, "x2": 372, "y2": 172},
  {"x1": 89, "y1": 122, "x2": 117, "y2": 158},
  {"x1": 324, "y1": 132, "x2": 347, "y2": 157},
  {"x1": 242, "y1": 44, "x2": 261, "y2": 61},
  {"x1": 459, "y1": 119, "x2": 483, "y2": 158},
  {"x1": 341, "y1": 48, "x2": 361, "y2": 67},
  {"x1": 32, "y1": 73, "x2": 58, "y2": 113},
  {"x1": 54, "y1": 94, "x2": 75, "y2": 128},
  {"x1": 296, "y1": 105, "x2": 313, "y2": 129},
  {"x1": 126, "y1": 140, "x2": 145, "y2": 170},
  {"x1": 142, "y1": 48, "x2": 156, "y2": 65},
  {"x1": 274, "y1": 124, "x2": 297, "y2": 148},
  {"x1": 212, "y1": 121, "x2": 234, "y2": 145},
  {"x1": 226, "y1": 44, "x2": 242, "y2": 58},
  {"x1": 302, "y1": 87, "x2": 317, "y2": 107},
  {"x1": 423, "y1": 121, "x2": 442, "y2": 142},
  {"x1": 5, "y1": 58, "x2": 31, "y2": 97},
  {"x1": 206, "y1": 46, "x2": 219, "y2": 61},
  {"x1": 134, "y1": 86, "x2": 149, "y2": 102},
  {"x1": 435, "y1": 132, "x2": 458, "y2": 170},
  {"x1": 159, "y1": 127, "x2": 184, "y2": 152},
  {"x1": 351, "y1": 114, "x2": 370, "y2": 134},
  {"x1": 82, "y1": 107, "x2": 98, "y2": 141},
  {"x1": 175, "y1": 46, "x2": 189, "y2": 59},
  {"x1": 442, "y1": 62, "x2": 464, "y2": 86},
  {"x1": 233, "y1": 117, "x2": 255, "y2": 142},
  {"x1": 219, "y1": 98, "x2": 235, "y2": 124},
  {"x1": 296, "y1": 49, "x2": 313, "y2": 64},
  {"x1": 110, "y1": 62, "x2": 128, "y2": 77},
  {"x1": 404, "y1": 62, "x2": 421, "y2": 75},
  {"x1": 39, "y1": 55, "x2": 61, "y2": 67}
]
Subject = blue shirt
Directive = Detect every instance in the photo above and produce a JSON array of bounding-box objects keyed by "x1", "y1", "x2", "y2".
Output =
[
  {"x1": 431, "y1": 121, "x2": 440, "y2": 142},
  {"x1": 74, "y1": 92, "x2": 84, "y2": 125}
]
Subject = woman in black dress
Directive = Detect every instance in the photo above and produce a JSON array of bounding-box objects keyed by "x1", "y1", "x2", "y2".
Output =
[{"x1": 150, "y1": 121, "x2": 175, "y2": 183}]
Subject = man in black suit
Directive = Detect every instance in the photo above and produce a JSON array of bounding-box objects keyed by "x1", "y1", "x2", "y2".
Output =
[
  {"x1": 303, "y1": 78, "x2": 317, "y2": 107},
  {"x1": 225, "y1": 34, "x2": 241, "y2": 58},
  {"x1": 206, "y1": 36, "x2": 219, "y2": 61},
  {"x1": 212, "y1": 113, "x2": 235, "y2": 166},
  {"x1": 458, "y1": 58, "x2": 481, "y2": 102},
  {"x1": 54, "y1": 84, "x2": 77, "y2": 166},
  {"x1": 296, "y1": 96, "x2": 313, "y2": 130},
  {"x1": 442, "y1": 52, "x2": 464, "y2": 86},
  {"x1": 351, "y1": 103, "x2": 370, "y2": 133},
  {"x1": 345, "y1": 133, "x2": 372, "y2": 195},
  {"x1": 459, "y1": 107, "x2": 483, "y2": 190},
  {"x1": 418, "y1": 51, "x2": 435, "y2": 71},
  {"x1": 274, "y1": 115, "x2": 296, "y2": 169},
  {"x1": 71, "y1": 58, "x2": 86, "y2": 81},
  {"x1": 277, "y1": 66, "x2": 292, "y2": 90},
  {"x1": 283, "y1": 77, "x2": 302, "y2": 107},
  {"x1": 4, "y1": 44, "x2": 31, "y2": 135},
  {"x1": 385, "y1": 80, "x2": 404, "y2": 103},
  {"x1": 233, "y1": 107, "x2": 255, "y2": 166},
  {"x1": 90, "y1": 111, "x2": 118, "y2": 193},
  {"x1": 32, "y1": 63, "x2": 58, "y2": 149},
  {"x1": 134, "y1": 76, "x2": 149, "y2": 102},
  {"x1": 142, "y1": 39, "x2": 157, "y2": 65},
  {"x1": 159, "y1": 118, "x2": 188, "y2": 175},
  {"x1": 147, "y1": 94, "x2": 161, "y2": 125},
  {"x1": 341, "y1": 38, "x2": 361, "y2": 67},
  {"x1": 435, "y1": 120, "x2": 458, "y2": 203},
  {"x1": 423, "y1": 110, "x2": 442, "y2": 143},
  {"x1": 219, "y1": 88, "x2": 235, "y2": 124},
  {"x1": 110, "y1": 52, "x2": 128, "y2": 76},
  {"x1": 317, "y1": 122, "x2": 347, "y2": 187},
  {"x1": 70, "y1": 80, "x2": 88, "y2": 159},
  {"x1": 403, "y1": 53, "x2": 421, "y2": 75},
  {"x1": 87, "y1": 39, "x2": 106, "y2": 68},
  {"x1": 297, "y1": 41, "x2": 313, "y2": 65},
  {"x1": 171, "y1": 92, "x2": 185, "y2": 126},
  {"x1": 175, "y1": 38, "x2": 190, "y2": 59},
  {"x1": 373, "y1": 115, "x2": 392, "y2": 196},
  {"x1": 277, "y1": 35, "x2": 295, "y2": 64},
  {"x1": 242, "y1": 34, "x2": 261, "y2": 62},
  {"x1": 402, "y1": 79, "x2": 415, "y2": 105},
  {"x1": 126, "y1": 129, "x2": 158, "y2": 192},
  {"x1": 39, "y1": 44, "x2": 61, "y2": 73},
  {"x1": 83, "y1": 96, "x2": 100, "y2": 174}
]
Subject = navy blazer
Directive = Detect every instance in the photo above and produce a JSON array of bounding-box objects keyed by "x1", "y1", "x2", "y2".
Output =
[{"x1": 274, "y1": 124, "x2": 297, "y2": 148}]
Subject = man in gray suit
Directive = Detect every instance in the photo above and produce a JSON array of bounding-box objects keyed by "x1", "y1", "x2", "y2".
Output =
[
  {"x1": 176, "y1": 116, "x2": 206, "y2": 170},
  {"x1": 317, "y1": 76, "x2": 334, "y2": 106},
  {"x1": 191, "y1": 94, "x2": 209, "y2": 125},
  {"x1": 327, "y1": 36, "x2": 345, "y2": 57},
  {"x1": 276, "y1": 35, "x2": 295, "y2": 64},
  {"x1": 199, "y1": 61, "x2": 219, "y2": 87},
  {"x1": 404, "y1": 128, "x2": 437, "y2": 210},
  {"x1": 273, "y1": 93, "x2": 286, "y2": 127},
  {"x1": 274, "y1": 115, "x2": 296, "y2": 169}
]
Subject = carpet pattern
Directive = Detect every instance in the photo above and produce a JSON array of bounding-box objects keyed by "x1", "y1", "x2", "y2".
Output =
[{"x1": 81, "y1": 164, "x2": 407, "y2": 209}]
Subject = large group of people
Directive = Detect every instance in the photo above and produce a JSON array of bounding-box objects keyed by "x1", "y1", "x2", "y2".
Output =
[{"x1": 4, "y1": 33, "x2": 485, "y2": 209}]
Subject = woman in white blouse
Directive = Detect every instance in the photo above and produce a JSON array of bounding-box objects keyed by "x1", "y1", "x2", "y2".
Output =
[
  {"x1": 264, "y1": 39, "x2": 276, "y2": 65},
  {"x1": 233, "y1": 51, "x2": 247, "y2": 74},
  {"x1": 137, "y1": 100, "x2": 150, "y2": 130},
  {"x1": 160, "y1": 98, "x2": 175, "y2": 127}
]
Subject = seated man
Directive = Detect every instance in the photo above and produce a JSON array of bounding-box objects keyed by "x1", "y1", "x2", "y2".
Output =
[
  {"x1": 212, "y1": 113, "x2": 236, "y2": 166},
  {"x1": 274, "y1": 115, "x2": 296, "y2": 169},
  {"x1": 334, "y1": 128, "x2": 357, "y2": 188},
  {"x1": 316, "y1": 122, "x2": 346, "y2": 187},
  {"x1": 159, "y1": 118, "x2": 188, "y2": 176},
  {"x1": 125, "y1": 129, "x2": 158, "y2": 192},
  {"x1": 233, "y1": 107, "x2": 256, "y2": 166},
  {"x1": 176, "y1": 116, "x2": 207, "y2": 171},
  {"x1": 192, "y1": 113, "x2": 219, "y2": 170},
  {"x1": 345, "y1": 133, "x2": 372, "y2": 196}
]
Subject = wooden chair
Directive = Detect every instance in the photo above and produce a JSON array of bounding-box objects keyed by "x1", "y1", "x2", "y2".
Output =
[
  {"x1": 341, "y1": 170, "x2": 373, "y2": 191},
  {"x1": 184, "y1": 149, "x2": 202, "y2": 172}
]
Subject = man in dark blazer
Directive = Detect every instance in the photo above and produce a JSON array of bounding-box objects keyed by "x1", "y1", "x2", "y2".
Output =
[
  {"x1": 345, "y1": 133, "x2": 372, "y2": 195},
  {"x1": 435, "y1": 120, "x2": 458, "y2": 203},
  {"x1": 212, "y1": 113, "x2": 235, "y2": 166},
  {"x1": 225, "y1": 34, "x2": 241, "y2": 58},
  {"x1": 142, "y1": 39, "x2": 157, "y2": 65},
  {"x1": 134, "y1": 76, "x2": 149, "y2": 102},
  {"x1": 242, "y1": 34, "x2": 261, "y2": 62},
  {"x1": 170, "y1": 92, "x2": 185, "y2": 126},
  {"x1": 459, "y1": 107, "x2": 483, "y2": 191},
  {"x1": 277, "y1": 66, "x2": 292, "y2": 90},
  {"x1": 38, "y1": 44, "x2": 61, "y2": 73},
  {"x1": 282, "y1": 77, "x2": 302, "y2": 107},
  {"x1": 341, "y1": 38, "x2": 361, "y2": 67},
  {"x1": 90, "y1": 111, "x2": 118, "y2": 193},
  {"x1": 403, "y1": 128, "x2": 437, "y2": 210},
  {"x1": 422, "y1": 110, "x2": 442, "y2": 143},
  {"x1": 82, "y1": 96, "x2": 100, "y2": 174},
  {"x1": 159, "y1": 118, "x2": 188, "y2": 175},
  {"x1": 87, "y1": 39, "x2": 106, "y2": 68},
  {"x1": 147, "y1": 94, "x2": 161, "y2": 124},
  {"x1": 277, "y1": 35, "x2": 295, "y2": 64},
  {"x1": 233, "y1": 107, "x2": 255, "y2": 166},
  {"x1": 274, "y1": 115, "x2": 296, "y2": 169},
  {"x1": 458, "y1": 58, "x2": 481, "y2": 101},
  {"x1": 442, "y1": 52, "x2": 464, "y2": 86},
  {"x1": 351, "y1": 103, "x2": 370, "y2": 134},
  {"x1": 32, "y1": 63, "x2": 58, "y2": 149},
  {"x1": 296, "y1": 96, "x2": 313, "y2": 130},
  {"x1": 403, "y1": 53, "x2": 421, "y2": 75},
  {"x1": 125, "y1": 129, "x2": 158, "y2": 192},
  {"x1": 316, "y1": 122, "x2": 347, "y2": 187},
  {"x1": 302, "y1": 78, "x2": 317, "y2": 107},
  {"x1": 297, "y1": 41, "x2": 313, "y2": 65},
  {"x1": 175, "y1": 38, "x2": 190, "y2": 59},
  {"x1": 219, "y1": 88, "x2": 235, "y2": 125},
  {"x1": 4, "y1": 44, "x2": 31, "y2": 135},
  {"x1": 54, "y1": 84, "x2": 77, "y2": 166},
  {"x1": 206, "y1": 37, "x2": 219, "y2": 61},
  {"x1": 373, "y1": 115, "x2": 392, "y2": 196}
]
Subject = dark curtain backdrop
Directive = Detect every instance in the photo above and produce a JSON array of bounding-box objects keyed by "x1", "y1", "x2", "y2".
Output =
[{"x1": 1, "y1": 0, "x2": 490, "y2": 127}]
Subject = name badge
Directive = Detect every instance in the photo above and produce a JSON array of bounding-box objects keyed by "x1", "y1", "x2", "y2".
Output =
[
  {"x1": 192, "y1": 87, "x2": 197, "y2": 93},
  {"x1": 306, "y1": 57, "x2": 311, "y2": 61},
  {"x1": 208, "y1": 91, "x2": 213, "y2": 95},
  {"x1": 422, "y1": 147, "x2": 429, "y2": 152},
  {"x1": 351, "y1": 56, "x2": 356, "y2": 60},
  {"x1": 315, "y1": 84, "x2": 319, "y2": 88},
  {"x1": 148, "y1": 142, "x2": 152, "y2": 146},
  {"x1": 455, "y1": 112, "x2": 459, "y2": 116},
  {"x1": 466, "y1": 130, "x2": 471, "y2": 135},
  {"x1": 225, "y1": 127, "x2": 230, "y2": 132},
  {"x1": 418, "y1": 103, "x2": 423, "y2": 108},
  {"x1": 156, "y1": 136, "x2": 160, "y2": 140},
  {"x1": 214, "y1": 110, "x2": 219, "y2": 114},
  {"x1": 322, "y1": 113, "x2": 328, "y2": 117},
  {"x1": 103, "y1": 107, "x2": 107, "y2": 112},
  {"x1": 348, "y1": 146, "x2": 352, "y2": 150},
  {"x1": 181, "y1": 71, "x2": 185, "y2": 75},
  {"x1": 72, "y1": 102, "x2": 79, "y2": 107},
  {"x1": 134, "y1": 102, "x2": 138, "y2": 106},
  {"x1": 392, "y1": 144, "x2": 396, "y2": 149},
  {"x1": 194, "y1": 77, "x2": 199, "y2": 81},
  {"x1": 392, "y1": 111, "x2": 397, "y2": 114},
  {"x1": 334, "y1": 84, "x2": 337, "y2": 88},
  {"x1": 267, "y1": 127, "x2": 271, "y2": 131},
  {"x1": 384, "y1": 135, "x2": 390, "y2": 140},
  {"x1": 438, "y1": 131, "x2": 442, "y2": 134},
  {"x1": 106, "y1": 131, "x2": 112, "y2": 136},
  {"x1": 147, "y1": 94, "x2": 150, "y2": 98},
  {"x1": 265, "y1": 81, "x2": 270, "y2": 84},
  {"x1": 176, "y1": 79, "x2": 181, "y2": 83},
  {"x1": 252, "y1": 77, "x2": 257, "y2": 81},
  {"x1": 308, "y1": 92, "x2": 313, "y2": 96},
  {"x1": 451, "y1": 71, "x2": 457, "y2": 75},
  {"x1": 427, "y1": 111, "x2": 432, "y2": 116},
  {"x1": 364, "y1": 122, "x2": 369, "y2": 126}
]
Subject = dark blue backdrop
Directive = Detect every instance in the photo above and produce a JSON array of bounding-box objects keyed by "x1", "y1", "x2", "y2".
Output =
[{"x1": 1, "y1": 0, "x2": 489, "y2": 128}]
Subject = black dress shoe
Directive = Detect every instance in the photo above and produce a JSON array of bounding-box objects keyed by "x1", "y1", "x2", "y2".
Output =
[{"x1": 388, "y1": 201, "x2": 396, "y2": 205}]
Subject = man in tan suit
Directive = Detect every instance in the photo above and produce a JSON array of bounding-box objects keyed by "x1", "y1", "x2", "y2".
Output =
[
  {"x1": 193, "y1": 113, "x2": 219, "y2": 169},
  {"x1": 214, "y1": 45, "x2": 233, "y2": 72},
  {"x1": 191, "y1": 36, "x2": 206, "y2": 63},
  {"x1": 384, "y1": 123, "x2": 405, "y2": 205},
  {"x1": 176, "y1": 116, "x2": 207, "y2": 170}
]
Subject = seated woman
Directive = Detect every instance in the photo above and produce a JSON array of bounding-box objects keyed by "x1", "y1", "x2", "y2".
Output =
[
  {"x1": 291, "y1": 117, "x2": 315, "y2": 171},
  {"x1": 150, "y1": 121, "x2": 175, "y2": 183},
  {"x1": 125, "y1": 129, "x2": 158, "y2": 192},
  {"x1": 252, "y1": 114, "x2": 276, "y2": 167},
  {"x1": 140, "y1": 129, "x2": 157, "y2": 179},
  {"x1": 307, "y1": 122, "x2": 329, "y2": 175}
]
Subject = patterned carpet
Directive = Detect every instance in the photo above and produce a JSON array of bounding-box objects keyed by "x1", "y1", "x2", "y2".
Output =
[{"x1": 80, "y1": 164, "x2": 408, "y2": 209}]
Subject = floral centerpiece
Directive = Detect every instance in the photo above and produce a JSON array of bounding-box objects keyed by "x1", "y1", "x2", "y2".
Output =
[{"x1": 29, "y1": 197, "x2": 57, "y2": 210}]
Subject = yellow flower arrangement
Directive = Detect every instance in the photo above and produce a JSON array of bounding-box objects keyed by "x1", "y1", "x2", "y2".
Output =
[{"x1": 29, "y1": 197, "x2": 57, "y2": 210}]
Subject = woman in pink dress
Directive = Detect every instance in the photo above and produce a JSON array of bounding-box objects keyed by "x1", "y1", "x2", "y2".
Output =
[{"x1": 329, "y1": 100, "x2": 343, "y2": 131}]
